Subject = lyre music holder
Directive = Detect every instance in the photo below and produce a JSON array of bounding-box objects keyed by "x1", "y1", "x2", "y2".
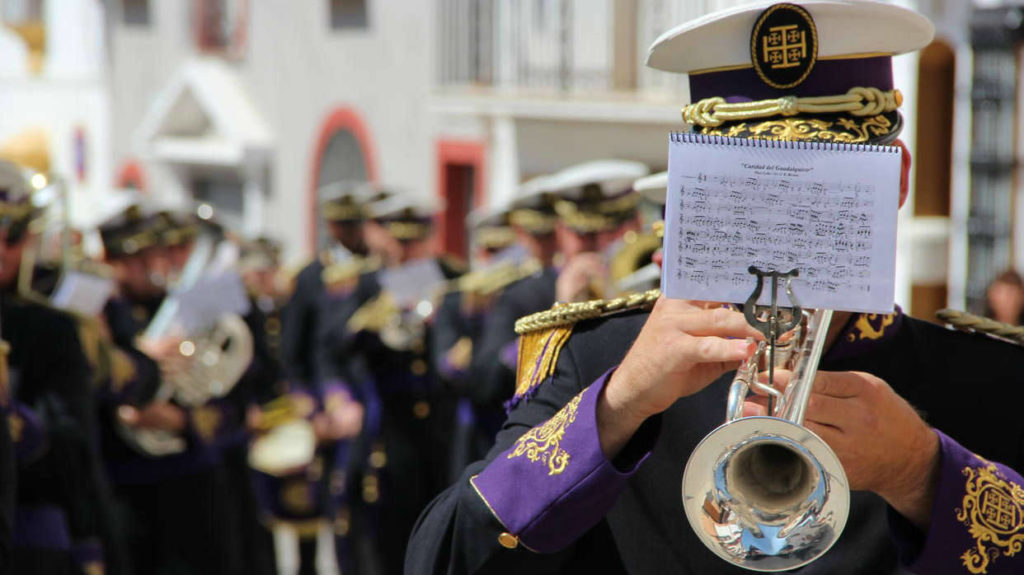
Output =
[{"x1": 743, "y1": 266, "x2": 802, "y2": 414}]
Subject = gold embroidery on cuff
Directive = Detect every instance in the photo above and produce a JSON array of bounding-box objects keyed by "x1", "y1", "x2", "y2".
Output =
[
  {"x1": 506, "y1": 389, "x2": 584, "y2": 476},
  {"x1": 956, "y1": 456, "x2": 1024, "y2": 574}
]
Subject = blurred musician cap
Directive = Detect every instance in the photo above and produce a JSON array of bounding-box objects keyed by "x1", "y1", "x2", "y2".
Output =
[
  {"x1": 369, "y1": 192, "x2": 444, "y2": 242},
  {"x1": 545, "y1": 160, "x2": 649, "y2": 234},
  {"x1": 0, "y1": 159, "x2": 36, "y2": 240},
  {"x1": 94, "y1": 189, "x2": 156, "y2": 259},
  {"x1": 632, "y1": 171, "x2": 668, "y2": 206},
  {"x1": 318, "y1": 180, "x2": 388, "y2": 223},
  {"x1": 508, "y1": 175, "x2": 559, "y2": 236},
  {"x1": 647, "y1": 0, "x2": 934, "y2": 145},
  {"x1": 239, "y1": 236, "x2": 282, "y2": 272},
  {"x1": 468, "y1": 204, "x2": 516, "y2": 252}
]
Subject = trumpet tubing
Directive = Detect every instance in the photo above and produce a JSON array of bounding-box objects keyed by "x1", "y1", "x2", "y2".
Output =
[{"x1": 681, "y1": 309, "x2": 849, "y2": 572}]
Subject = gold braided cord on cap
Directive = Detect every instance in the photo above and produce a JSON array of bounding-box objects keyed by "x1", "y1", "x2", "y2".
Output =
[
  {"x1": 514, "y1": 289, "x2": 660, "y2": 335},
  {"x1": 509, "y1": 209, "x2": 558, "y2": 234},
  {"x1": 682, "y1": 87, "x2": 903, "y2": 128},
  {"x1": 936, "y1": 309, "x2": 1024, "y2": 345}
]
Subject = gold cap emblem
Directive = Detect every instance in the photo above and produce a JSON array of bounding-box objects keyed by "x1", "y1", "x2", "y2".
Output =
[{"x1": 750, "y1": 3, "x2": 818, "y2": 90}]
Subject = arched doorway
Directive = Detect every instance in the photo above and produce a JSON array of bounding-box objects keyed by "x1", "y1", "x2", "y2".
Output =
[{"x1": 309, "y1": 107, "x2": 377, "y2": 251}]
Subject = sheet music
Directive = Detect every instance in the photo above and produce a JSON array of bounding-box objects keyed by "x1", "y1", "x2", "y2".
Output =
[
  {"x1": 663, "y1": 135, "x2": 901, "y2": 314},
  {"x1": 173, "y1": 271, "x2": 251, "y2": 334},
  {"x1": 51, "y1": 271, "x2": 116, "y2": 316},
  {"x1": 378, "y1": 259, "x2": 446, "y2": 308}
]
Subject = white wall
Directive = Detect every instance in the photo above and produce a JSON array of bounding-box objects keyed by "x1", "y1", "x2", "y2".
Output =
[{"x1": 108, "y1": 0, "x2": 436, "y2": 265}]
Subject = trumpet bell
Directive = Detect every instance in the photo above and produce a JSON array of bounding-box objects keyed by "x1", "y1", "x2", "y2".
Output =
[{"x1": 682, "y1": 416, "x2": 849, "y2": 572}]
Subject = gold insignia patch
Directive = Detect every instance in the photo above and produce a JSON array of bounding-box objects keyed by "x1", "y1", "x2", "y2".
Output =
[
  {"x1": 957, "y1": 457, "x2": 1024, "y2": 574},
  {"x1": 847, "y1": 312, "x2": 897, "y2": 342},
  {"x1": 507, "y1": 389, "x2": 584, "y2": 476},
  {"x1": 8, "y1": 413, "x2": 23, "y2": 443},
  {"x1": 281, "y1": 479, "x2": 314, "y2": 514},
  {"x1": 191, "y1": 406, "x2": 222, "y2": 443},
  {"x1": 751, "y1": 3, "x2": 818, "y2": 90}
]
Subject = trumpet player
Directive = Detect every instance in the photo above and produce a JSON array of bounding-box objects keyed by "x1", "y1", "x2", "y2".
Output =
[
  {"x1": 468, "y1": 162, "x2": 646, "y2": 433},
  {"x1": 407, "y1": 2, "x2": 1024, "y2": 574}
]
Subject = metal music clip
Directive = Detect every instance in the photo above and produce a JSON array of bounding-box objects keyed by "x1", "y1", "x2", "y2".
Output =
[{"x1": 742, "y1": 266, "x2": 802, "y2": 413}]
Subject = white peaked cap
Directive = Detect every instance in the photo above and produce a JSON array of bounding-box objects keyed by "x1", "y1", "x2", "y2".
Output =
[
  {"x1": 545, "y1": 160, "x2": 650, "y2": 198},
  {"x1": 647, "y1": 0, "x2": 933, "y2": 74},
  {"x1": 633, "y1": 172, "x2": 669, "y2": 205}
]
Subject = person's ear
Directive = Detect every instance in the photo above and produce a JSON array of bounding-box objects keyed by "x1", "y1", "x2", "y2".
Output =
[{"x1": 896, "y1": 139, "x2": 912, "y2": 209}]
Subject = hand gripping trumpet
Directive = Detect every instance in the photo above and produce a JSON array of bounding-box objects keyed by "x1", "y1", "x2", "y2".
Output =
[{"x1": 681, "y1": 267, "x2": 849, "y2": 572}]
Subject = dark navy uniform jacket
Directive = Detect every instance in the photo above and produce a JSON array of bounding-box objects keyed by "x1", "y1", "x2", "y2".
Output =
[
  {"x1": 468, "y1": 268, "x2": 557, "y2": 411},
  {"x1": 282, "y1": 259, "x2": 326, "y2": 385},
  {"x1": 407, "y1": 307, "x2": 1024, "y2": 575}
]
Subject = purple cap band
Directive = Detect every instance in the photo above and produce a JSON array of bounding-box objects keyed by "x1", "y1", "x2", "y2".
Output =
[{"x1": 689, "y1": 56, "x2": 893, "y2": 103}]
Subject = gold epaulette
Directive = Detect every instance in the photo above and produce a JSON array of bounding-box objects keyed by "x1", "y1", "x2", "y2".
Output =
[
  {"x1": 514, "y1": 289, "x2": 661, "y2": 336},
  {"x1": 321, "y1": 255, "x2": 381, "y2": 287},
  {"x1": 936, "y1": 309, "x2": 1024, "y2": 345}
]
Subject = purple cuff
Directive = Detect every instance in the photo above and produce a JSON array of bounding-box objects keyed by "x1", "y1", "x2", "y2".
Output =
[
  {"x1": 890, "y1": 430, "x2": 1024, "y2": 575},
  {"x1": 10, "y1": 402, "x2": 46, "y2": 462},
  {"x1": 13, "y1": 505, "x2": 71, "y2": 550},
  {"x1": 471, "y1": 370, "x2": 650, "y2": 553}
]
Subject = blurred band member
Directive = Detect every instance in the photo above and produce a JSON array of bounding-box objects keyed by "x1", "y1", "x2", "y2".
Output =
[
  {"x1": 0, "y1": 160, "x2": 107, "y2": 574},
  {"x1": 99, "y1": 199, "x2": 237, "y2": 575}
]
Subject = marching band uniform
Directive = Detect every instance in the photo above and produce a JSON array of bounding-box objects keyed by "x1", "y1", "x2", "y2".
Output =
[
  {"x1": 332, "y1": 193, "x2": 462, "y2": 575},
  {"x1": 99, "y1": 205, "x2": 236, "y2": 575},
  {"x1": 263, "y1": 183, "x2": 381, "y2": 575},
  {"x1": 407, "y1": 2, "x2": 1024, "y2": 574},
  {"x1": 433, "y1": 208, "x2": 524, "y2": 482},
  {"x1": 0, "y1": 162, "x2": 110, "y2": 574}
]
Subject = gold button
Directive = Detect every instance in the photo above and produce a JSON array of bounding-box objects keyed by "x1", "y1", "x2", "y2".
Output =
[
  {"x1": 411, "y1": 340, "x2": 424, "y2": 354},
  {"x1": 369, "y1": 449, "x2": 387, "y2": 469},
  {"x1": 411, "y1": 359, "x2": 428, "y2": 376},
  {"x1": 497, "y1": 532, "x2": 519, "y2": 549},
  {"x1": 413, "y1": 401, "x2": 430, "y2": 419}
]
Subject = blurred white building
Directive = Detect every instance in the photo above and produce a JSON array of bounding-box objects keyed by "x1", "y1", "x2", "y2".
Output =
[
  {"x1": 91, "y1": 0, "x2": 987, "y2": 320},
  {"x1": 0, "y1": 0, "x2": 111, "y2": 199}
]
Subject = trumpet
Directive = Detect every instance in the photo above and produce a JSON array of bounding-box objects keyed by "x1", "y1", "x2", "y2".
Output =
[{"x1": 681, "y1": 270, "x2": 849, "y2": 572}]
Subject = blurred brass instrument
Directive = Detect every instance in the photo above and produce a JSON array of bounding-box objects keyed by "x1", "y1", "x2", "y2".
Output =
[
  {"x1": 249, "y1": 395, "x2": 317, "y2": 476},
  {"x1": 451, "y1": 258, "x2": 541, "y2": 297},
  {"x1": 682, "y1": 269, "x2": 848, "y2": 572},
  {"x1": 609, "y1": 229, "x2": 662, "y2": 296},
  {"x1": 120, "y1": 225, "x2": 254, "y2": 456}
]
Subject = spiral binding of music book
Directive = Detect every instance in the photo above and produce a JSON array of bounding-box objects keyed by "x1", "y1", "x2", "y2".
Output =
[
  {"x1": 662, "y1": 130, "x2": 901, "y2": 314},
  {"x1": 668, "y1": 132, "x2": 901, "y2": 154}
]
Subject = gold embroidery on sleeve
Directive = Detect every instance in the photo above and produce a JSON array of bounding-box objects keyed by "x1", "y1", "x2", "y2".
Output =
[
  {"x1": 957, "y1": 457, "x2": 1024, "y2": 574},
  {"x1": 507, "y1": 389, "x2": 584, "y2": 476},
  {"x1": 846, "y1": 312, "x2": 896, "y2": 342}
]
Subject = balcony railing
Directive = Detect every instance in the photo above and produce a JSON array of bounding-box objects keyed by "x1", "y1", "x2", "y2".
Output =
[{"x1": 438, "y1": 0, "x2": 720, "y2": 98}]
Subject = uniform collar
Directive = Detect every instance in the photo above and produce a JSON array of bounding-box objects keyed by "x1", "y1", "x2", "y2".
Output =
[{"x1": 823, "y1": 305, "x2": 904, "y2": 363}]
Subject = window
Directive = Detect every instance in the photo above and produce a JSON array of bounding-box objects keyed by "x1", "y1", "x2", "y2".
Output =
[
  {"x1": 1, "y1": 0, "x2": 43, "y2": 24},
  {"x1": 330, "y1": 0, "x2": 368, "y2": 30},
  {"x1": 197, "y1": 0, "x2": 247, "y2": 54},
  {"x1": 123, "y1": 0, "x2": 150, "y2": 26}
]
